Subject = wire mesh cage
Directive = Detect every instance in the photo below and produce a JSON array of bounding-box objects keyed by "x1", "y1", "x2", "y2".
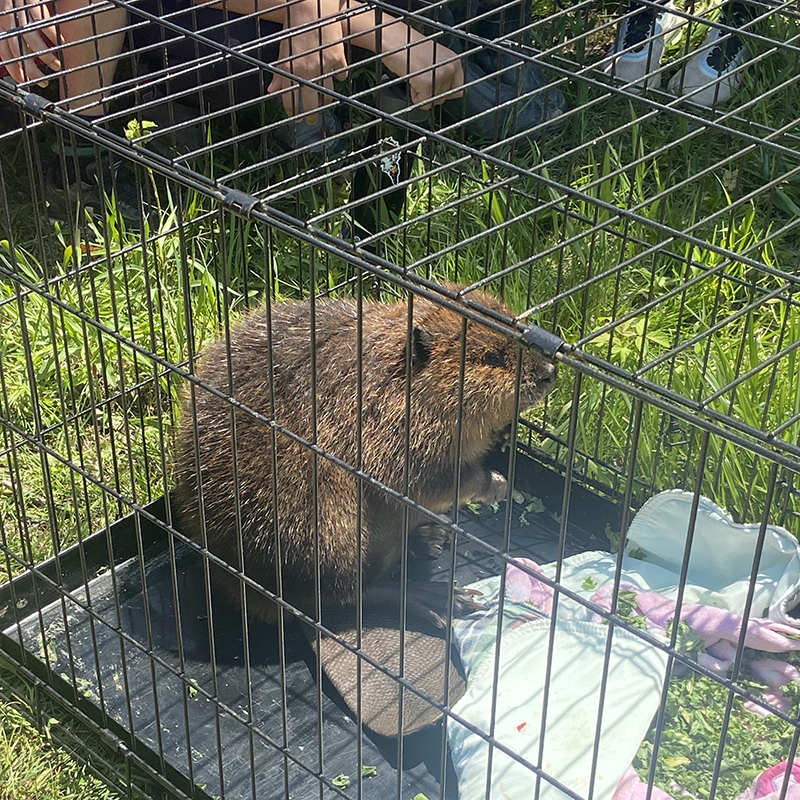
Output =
[{"x1": 0, "y1": 0, "x2": 800, "y2": 797}]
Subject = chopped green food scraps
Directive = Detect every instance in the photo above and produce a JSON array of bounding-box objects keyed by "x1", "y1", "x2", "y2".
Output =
[
  {"x1": 667, "y1": 620, "x2": 706, "y2": 658},
  {"x1": 511, "y1": 490, "x2": 547, "y2": 527},
  {"x1": 332, "y1": 774, "x2": 350, "y2": 789},
  {"x1": 663, "y1": 755, "x2": 691, "y2": 768},
  {"x1": 605, "y1": 524, "x2": 622, "y2": 551},
  {"x1": 124, "y1": 118, "x2": 158, "y2": 141},
  {"x1": 636, "y1": 672, "x2": 797, "y2": 799},
  {"x1": 615, "y1": 589, "x2": 640, "y2": 618},
  {"x1": 601, "y1": 589, "x2": 648, "y2": 629},
  {"x1": 780, "y1": 677, "x2": 800, "y2": 706},
  {"x1": 627, "y1": 614, "x2": 649, "y2": 631}
]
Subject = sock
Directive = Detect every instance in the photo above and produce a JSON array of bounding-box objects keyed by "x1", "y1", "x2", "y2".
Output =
[{"x1": 49, "y1": 112, "x2": 110, "y2": 186}]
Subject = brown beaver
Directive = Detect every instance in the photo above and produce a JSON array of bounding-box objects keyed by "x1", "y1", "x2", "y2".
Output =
[{"x1": 171, "y1": 288, "x2": 556, "y2": 625}]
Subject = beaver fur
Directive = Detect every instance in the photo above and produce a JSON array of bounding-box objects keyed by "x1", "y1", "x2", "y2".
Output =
[{"x1": 172, "y1": 289, "x2": 556, "y2": 623}]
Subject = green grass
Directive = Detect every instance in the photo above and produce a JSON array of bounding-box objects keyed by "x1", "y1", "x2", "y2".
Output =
[
  {"x1": 0, "y1": 656, "x2": 175, "y2": 800},
  {"x1": 0, "y1": 8, "x2": 799, "y2": 795},
  {"x1": 0, "y1": 701, "x2": 115, "y2": 800}
]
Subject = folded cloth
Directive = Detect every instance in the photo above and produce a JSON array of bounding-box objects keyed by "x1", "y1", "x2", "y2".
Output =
[
  {"x1": 622, "y1": 489, "x2": 800, "y2": 625},
  {"x1": 613, "y1": 758, "x2": 800, "y2": 800},
  {"x1": 446, "y1": 491, "x2": 800, "y2": 800},
  {"x1": 527, "y1": 490, "x2": 800, "y2": 628},
  {"x1": 735, "y1": 761, "x2": 800, "y2": 800},
  {"x1": 448, "y1": 618, "x2": 669, "y2": 800},
  {"x1": 611, "y1": 767, "x2": 675, "y2": 800}
]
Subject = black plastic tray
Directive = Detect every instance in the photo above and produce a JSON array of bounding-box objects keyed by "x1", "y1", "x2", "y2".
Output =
[{"x1": 0, "y1": 454, "x2": 616, "y2": 800}]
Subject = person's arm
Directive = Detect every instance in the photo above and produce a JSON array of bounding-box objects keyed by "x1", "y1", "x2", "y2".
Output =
[
  {"x1": 0, "y1": 0, "x2": 60, "y2": 85},
  {"x1": 0, "y1": 0, "x2": 126, "y2": 114},
  {"x1": 210, "y1": 0, "x2": 462, "y2": 119},
  {"x1": 342, "y1": 1, "x2": 463, "y2": 107},
  {"x1": 267, "y1": 0, "x2": 349, "y2": 121},
  {"x1": 210, "y1": 0, "x2": 348, "y2": 121}
]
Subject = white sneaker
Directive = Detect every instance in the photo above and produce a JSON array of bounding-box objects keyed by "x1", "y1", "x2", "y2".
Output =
[
  {"x1": 667, "y1": 24, "x2": 749, "y2": 107},
  {"x1": 605, "y1": 1, "x2": 685, "y2": 93}
]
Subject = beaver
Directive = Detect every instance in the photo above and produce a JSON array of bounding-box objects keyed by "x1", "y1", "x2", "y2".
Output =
[{"x1": 171, "y1": 288, "x2": 557, "y2": 625}]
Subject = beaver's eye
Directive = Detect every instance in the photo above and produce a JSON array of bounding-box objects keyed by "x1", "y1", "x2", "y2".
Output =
[{"x1": 483, "y1": 351, "x2": 505, "y2": 367}]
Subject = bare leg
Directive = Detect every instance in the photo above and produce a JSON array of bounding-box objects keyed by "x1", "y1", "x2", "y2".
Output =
[{"x1": 55, "y1": 0, "x2": 126, "y2": 114}]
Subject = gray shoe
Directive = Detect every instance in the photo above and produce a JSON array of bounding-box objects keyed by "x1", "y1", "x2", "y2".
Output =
[
  {"x1": 45, "y1": 150, "x2": 149, "y2": 228},
  {"x1": 441, "y1": 58, "x2": 566, "y2": 143},
  {"x1": 272, "y1": 109, "x2": 346, "y2": 156}
]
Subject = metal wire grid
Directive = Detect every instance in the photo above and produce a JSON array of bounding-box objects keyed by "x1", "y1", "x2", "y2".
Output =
[
  {"x1": 0, "y1": 2, "x2": 800, "y2": 797},
  {"x1": 0, "y1": 0, "x2": 798, "y2": 468},
  {"x1": 2, "y1": 125, "x2": 800, "y2": 800},
  {"x1": 1, "y1": 104, "x2": 800, "y2": 521},
  {"x1": 0, "y1": 262, "x2": 799, "y2": 800},
  {"x1": 0, "y1": 650, "x2": 188, "y2": 799}
]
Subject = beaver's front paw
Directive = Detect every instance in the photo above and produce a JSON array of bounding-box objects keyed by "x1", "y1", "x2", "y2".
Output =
[
  {"x1": 402, "y1": 582, "x2": 484, "y2": 628},
  {"x1": 363, "y1": 581, "x2": 485, "y2": 629},
  {"x1": 425, "y1": 585, "x2": 485, "y2": 628}
]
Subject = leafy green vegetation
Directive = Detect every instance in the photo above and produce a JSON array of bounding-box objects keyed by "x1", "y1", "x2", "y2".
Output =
[
  {"x1": 637, "y1": 665, "x2": 800, "y2": 800},
  {"x1": 332, "y1": 773, "x2": 351, "y2": 789},
  {"x1": 0, "y1": 656, "x2": 176, "y2": 800}
]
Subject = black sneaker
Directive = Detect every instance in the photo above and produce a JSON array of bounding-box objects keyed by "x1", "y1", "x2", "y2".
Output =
[
  {"x1": 605, "y1": 1, "x2": 684, "y2": 92},
  {"x1": 440, "y1": 58, "x2": 566, "y2": 143}
]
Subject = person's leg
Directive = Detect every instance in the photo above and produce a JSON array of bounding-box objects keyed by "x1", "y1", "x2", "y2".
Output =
[
  {"x1": 54, "y1": 0, "x2": 127, "y2": 115},
  {"x1": 46, "y1": 1, "x2": 141, "y2": 223},
  {"x1": 346, "y1": 0, "x2": 564, "y2": 141}
]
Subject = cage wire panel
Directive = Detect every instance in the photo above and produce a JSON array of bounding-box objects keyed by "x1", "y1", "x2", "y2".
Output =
[{"x1": 1, "y1": 0, "x2": 800, "y2": 798}]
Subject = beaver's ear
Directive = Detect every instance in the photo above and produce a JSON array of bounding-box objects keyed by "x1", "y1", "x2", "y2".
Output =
[{"x1": 411, "y1": 326, "x2": 432, "y2": 367}]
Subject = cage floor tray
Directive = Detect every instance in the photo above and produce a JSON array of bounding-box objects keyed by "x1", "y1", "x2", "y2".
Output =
[{"x1": 0, "y1": 459, "x2": 613, "y2": 799}]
